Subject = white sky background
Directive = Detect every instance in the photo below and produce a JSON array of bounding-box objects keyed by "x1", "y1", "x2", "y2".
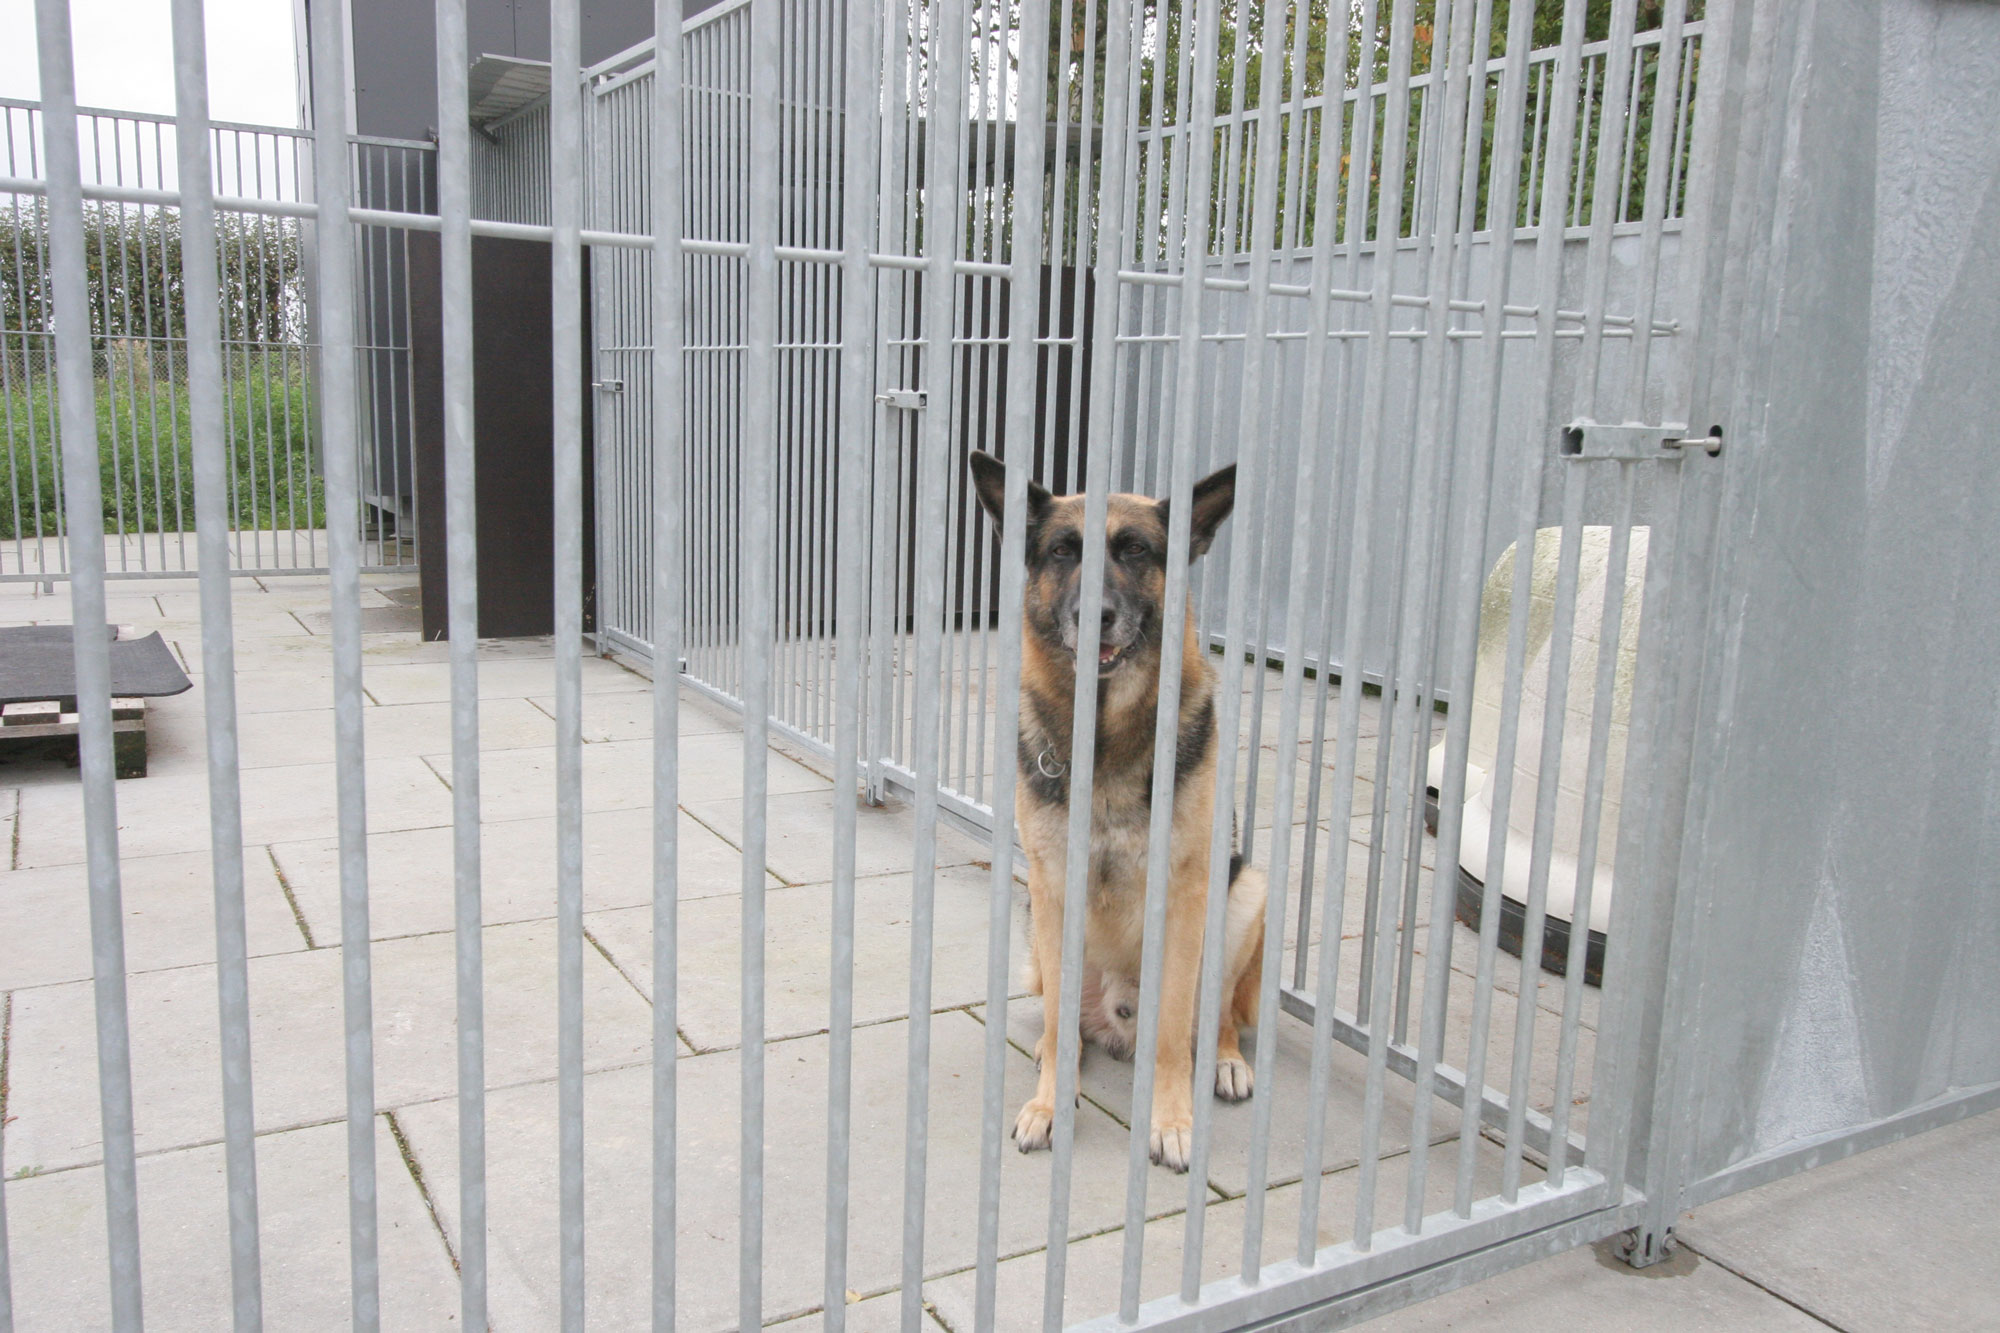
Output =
[
  {"x1": 1, "y1": 0, "x2": 302, "y2": 195},
  {"x1": 0, "y1": 0, "x2": 300, "y2": 126}
]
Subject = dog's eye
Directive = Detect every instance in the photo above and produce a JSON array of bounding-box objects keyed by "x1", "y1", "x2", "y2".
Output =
[
  {"x1": 1118, "y1": 540, "x2": 1151, "y2": 563},
  {"x1": 1050, "y1": 539, "x2": 1079, "y2": 562},
  {"x1": 1115, "y1": 1004, "x2": 1135, "y2": 1021}
]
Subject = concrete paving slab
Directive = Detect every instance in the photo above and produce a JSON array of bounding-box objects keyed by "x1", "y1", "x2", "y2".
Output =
[
  {"x1": 448, "y1": 734, "x2": 829, "y2": 826},
  {"x1": 1, "y1": 1120, "x2": 459, "y2": 1331},
  {"x1": 3, "y1": 918, "x2": 654, "y2": 1172},
  {"x1": 923, "y1": 1138, "x2": 1514, "y2": 1330},
  {"x1": 584, "y1": 862, "x2": 1022, "y2": 1051},
  {"x1": 992, "y1": 994, "x2": 1454, "y2": 1201},
  {"x1": 391, "y1": 1014, "x2": 1190, "y2": 1332},
  {"x1": 1675, "y1": 1107, "x2": 2000, "y2": 1333},
  {"x1": 363, "y1": 654, "x2": 650, "y2": 706},
  {"x1": 767, "y1": 1292, "x2": 950, "y2": 1331},
  {"x1": 0, "y1": 847, "x2": 306, "y2": 989},
  {"x1": 269, "y1": 805, "x2": 772, "y2": 945},
  {"x1": 528, "y1": 686, "x2": 745, "y2": 742},
  {"x1": 1282, "y1": 931, "x2": 1593, "y2": 1134},
  {"x1": 681, "y1": 789, "x2": 989, "y2": 887},
  {"x1": 228, "y1": 696, "x2": 555, "y2": 769},
  {"x1": 12, "y1": 755, "x2": 455, "y2": 867}
]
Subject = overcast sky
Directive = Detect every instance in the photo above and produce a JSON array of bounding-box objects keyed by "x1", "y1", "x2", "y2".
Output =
[{"x1": 0, "y1": 0, "x2": 300, "y2": 127}]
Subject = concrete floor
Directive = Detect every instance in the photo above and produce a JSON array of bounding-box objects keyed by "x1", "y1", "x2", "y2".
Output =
[{"x1": 1, "y1": 572, "x2": 1994, "y2": 1330}]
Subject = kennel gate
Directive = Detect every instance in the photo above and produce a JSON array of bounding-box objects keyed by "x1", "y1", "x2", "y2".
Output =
[
  {"x1": 12, "y1": 0, "x2": 1743, "y2": 1327},
  {"x1": 565, "y1": 0, "x2": 1731, "y2": 1325}
]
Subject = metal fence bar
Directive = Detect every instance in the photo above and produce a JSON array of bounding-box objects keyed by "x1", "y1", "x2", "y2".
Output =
[
  {"x1": 649, "y1": 1, "x2": 687, "y2": 1323},
  {"x1": 30, "y1": 0, "x2": 144, "y2": 1323},
  {"x1": 431, "y1": 1, "x2": 491, "y2": 1325},
  {"x1": 974, "y1": 0, "x2": 1051, "y2": 1317},
  {"x1": 901, "y1": 0, "x2": 972, "y2": 1310},
  {"x1": 550, "y1": 0, "x2": 589, "y2": 1325},
  {"x1": 825, "y1": 0, "x2": 884, "y2": 1319},
  {"x1": 300, "y1": 0, "x2": 388, "y2": 1319},
  {"x1": 738, "y1": 0, "x2": 784, "y2": 1311},
  {"x1": 1453, "y1": 0, "x2": 1588, "y2": 1219},
  {"x1": 173, "y1": 0, "x2": 266, "y2": 1323}
]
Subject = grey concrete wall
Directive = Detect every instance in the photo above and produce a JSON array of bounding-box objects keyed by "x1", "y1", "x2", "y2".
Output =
[
  {"x1": 335, "y1": 0, "x2": 667, "y2": 141},
  {"x1": 1676, "y1": 0, "x2": 2000, "y2": 1186}
]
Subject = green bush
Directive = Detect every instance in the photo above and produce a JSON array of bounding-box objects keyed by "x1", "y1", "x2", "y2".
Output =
[{"x1": 0, "y1": 358, "x2": 323, "y2": 542}]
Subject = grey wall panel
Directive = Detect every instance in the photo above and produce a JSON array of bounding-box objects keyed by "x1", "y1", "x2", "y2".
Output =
[
  {"x1": 342, "y1": 0, "x2": 658, "y2": 140},
  {"x1": 1680, "y1": 0, "x2": 2000, "y2": 1187}
]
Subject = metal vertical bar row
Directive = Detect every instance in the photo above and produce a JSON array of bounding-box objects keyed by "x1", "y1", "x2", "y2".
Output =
[
  {"x1": 1229, "y1": 0, "x2": 1314, "y2": 1274},
  {"x1": 1401, "y1": 0, "x2": 1537, "y2": 1233},
  {"x1": 1295, "y1": 0, "x2": 1392, "y2": 1257},
  {"x1": 649, "y1": 1, "x2": 687, "y2": 1323},
  {"x1": 1500, "y1": 0, "x2": 1642, "y2": 1204},
  {"x1": 173, "y1": 0, "x2": 266, "y2": 1324},
  {"x1": 31, "y1": 2, "x2": 145, "y2": 1325},
  {"x1": 739, "y1": 0, "x2": 784, "y2": 1312},
  {"x1": 1351, "y1": 0, "x2": 1476, "y2": 1243},
  {"x1": 433, "y1": 1, "x2": 490, "y2": 1323},
  {"x1": 1452, "y1": 0, "x2": 1587, "y2": 1219},
  {"x1": 549, "y1": 1, "x2": 588, "y2": 1326}
]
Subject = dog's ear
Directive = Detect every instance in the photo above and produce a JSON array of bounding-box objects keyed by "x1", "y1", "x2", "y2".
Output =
[
  {"x1": 1157, "y1": 463, "x2": 1237, "y2": 559},
  {"x1": 968, "y1": 450, "x2": 1051, "y2": 537}
]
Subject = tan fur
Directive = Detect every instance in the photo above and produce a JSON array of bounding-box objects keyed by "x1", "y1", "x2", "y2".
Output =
[{"x1": 995, "y1": 484, "x2": 1266, "y2": 1173}]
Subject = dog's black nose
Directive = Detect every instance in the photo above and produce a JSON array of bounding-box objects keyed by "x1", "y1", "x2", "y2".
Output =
[{"x1": 1100, "y1": 606, "x2": 1117, "y2": 631}]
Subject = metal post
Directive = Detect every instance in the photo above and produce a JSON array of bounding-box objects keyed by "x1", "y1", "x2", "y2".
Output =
[
  {"x1": 550, "y1": 0, "x2": 588, "y2": 1325},
  {"x1": 432, "y1": 2, "x2": 490, "y2": 1324},
  {"x1": 31, "y1": 2, "x2": 144, "y2": 1324},
  {"x1": 175, "y1": 0, "x2": 267, "y2": 1324}
]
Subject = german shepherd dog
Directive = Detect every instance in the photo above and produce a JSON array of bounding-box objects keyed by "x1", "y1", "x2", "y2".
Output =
[{"x1": 969, "y1": 451, "x2": 1266, "y2": 1172}]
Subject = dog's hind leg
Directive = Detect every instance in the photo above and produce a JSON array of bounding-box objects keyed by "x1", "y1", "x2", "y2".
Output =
[
  {"x1": 1013, "y1": 852, "x2": 1073, "y2": 1153},
  {"x1": 1214, "y1": 866, "x2": 1266, "y2": 1102}
]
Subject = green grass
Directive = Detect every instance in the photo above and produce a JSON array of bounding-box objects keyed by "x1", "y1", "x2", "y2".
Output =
[{"x1": 0, "y1": 362, "x2": 323, "y2": 542}]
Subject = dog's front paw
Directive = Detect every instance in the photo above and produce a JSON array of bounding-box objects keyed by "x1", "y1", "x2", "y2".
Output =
[
  {"x1": 1013, "y1": 1099, "x2": 1055, "y2": 1153},
  {"x1": 1149, "y1": 1116, "x2": 1193, "y2": 1172},
  {"x1": 1215, "y1": 1055, "x2": 1254, "y2": 1102}
]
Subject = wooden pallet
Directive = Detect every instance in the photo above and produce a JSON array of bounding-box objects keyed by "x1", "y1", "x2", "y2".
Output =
[{"x1": 0, "y1": 696, "x2": 151, "y2": 778}]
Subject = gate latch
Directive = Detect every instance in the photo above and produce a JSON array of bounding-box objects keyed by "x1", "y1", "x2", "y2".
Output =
[
  {"x1": 593, "y1": 378, "x2": 625, "y2": 393},
  {"x1": 877, "y1": 389, "x2": 927, "y2": 411},
  {"x1": 1561, "y1": 421, "x2": 1722, "y2": 460}
]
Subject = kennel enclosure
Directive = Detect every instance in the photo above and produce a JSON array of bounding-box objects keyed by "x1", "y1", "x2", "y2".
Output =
[{"x1": 5, "y1": 0, "x2": 2000, "y2": 1328}]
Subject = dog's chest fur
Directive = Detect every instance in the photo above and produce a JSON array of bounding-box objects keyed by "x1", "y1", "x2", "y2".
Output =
[{"x1": 1017, "y1": 651, "x2": 1218, "y2": 906}]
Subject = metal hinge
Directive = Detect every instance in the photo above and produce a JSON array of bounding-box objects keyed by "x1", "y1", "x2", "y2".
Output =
[
  {"x1": 1561, "y1": 421, "x2": 1722, "y2": 461},
  {"x1": 593, "y1": 378, "x2": 625, "y2": 393},
  {"x1": 876, "y1": 389, "x2": 926, "y2": 411}
]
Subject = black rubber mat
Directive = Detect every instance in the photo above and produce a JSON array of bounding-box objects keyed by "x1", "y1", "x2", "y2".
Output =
[{"x1": 0, "y1": 626, "x2": 193, "y2": 706}]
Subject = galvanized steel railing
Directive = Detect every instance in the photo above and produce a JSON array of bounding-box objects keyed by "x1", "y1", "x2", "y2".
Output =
[{"x1": 0, "y1": 97, "x2": 428, "y2": 581}]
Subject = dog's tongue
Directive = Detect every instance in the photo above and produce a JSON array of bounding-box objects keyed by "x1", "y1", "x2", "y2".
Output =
[{"x1": 1098, "y1": 644, "x2": 1118, "y2": 665}]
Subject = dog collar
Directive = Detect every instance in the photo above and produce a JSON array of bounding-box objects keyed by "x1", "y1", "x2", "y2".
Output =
[{"x1": 1035, "y1": 746, "x2": 1068, "y2": 779}]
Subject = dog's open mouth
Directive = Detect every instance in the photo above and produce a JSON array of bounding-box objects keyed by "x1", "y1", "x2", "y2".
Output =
[{"x1": 1096, "y1": 641, "x2": 1130, "y2": 674}]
